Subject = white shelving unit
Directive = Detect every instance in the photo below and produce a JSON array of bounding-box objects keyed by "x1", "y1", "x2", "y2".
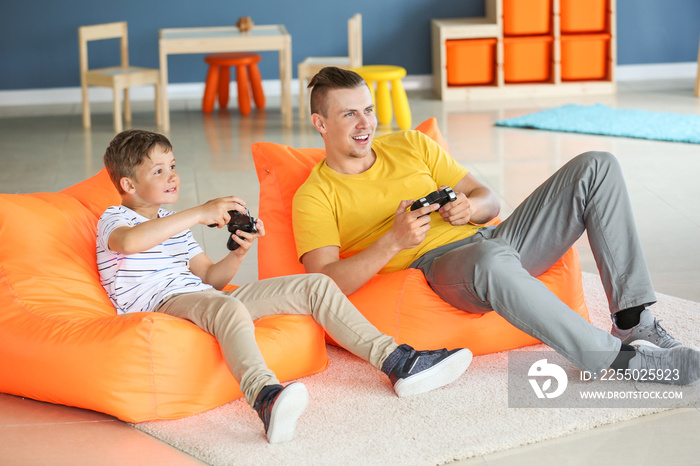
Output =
[{"x1": 431, "y1": 0, "x2": 616, "y2": 101}]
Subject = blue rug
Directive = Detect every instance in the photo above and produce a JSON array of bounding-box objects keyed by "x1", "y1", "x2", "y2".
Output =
[{"x1": 495, "y1": 104, "x2": 700, "y2": 144}]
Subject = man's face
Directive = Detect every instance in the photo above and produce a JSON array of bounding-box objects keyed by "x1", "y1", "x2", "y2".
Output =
[
  {"x1": 126, "y1": 146, "x2": 180, "y2": 207},
  {"x1": 315, "y1": 85, "x2": 377, "y2": 160}
]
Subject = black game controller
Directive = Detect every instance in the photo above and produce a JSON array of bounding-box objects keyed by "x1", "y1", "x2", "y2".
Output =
[
  {"x1": 208, "y1": 208, "x2": 258, "y2": 251},
  {"x1": 409, "y1": 187, "x2": 457, "y2": 214}
]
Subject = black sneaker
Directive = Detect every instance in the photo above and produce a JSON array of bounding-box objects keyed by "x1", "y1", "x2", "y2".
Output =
[
  {"x1": 628, "y1": 345, "x2": 700, "y2": 385},
  {"x1": 382, "y1": 344, "x2": 473, "y2": 397},
  {"x1": 253, "y1": 383, "x2": 308, "y2": 443}
]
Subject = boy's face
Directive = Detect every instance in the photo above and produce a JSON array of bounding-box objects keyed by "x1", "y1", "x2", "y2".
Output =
[
  {"x1": 122, "y1": 145, "x2": 180, "y2": 208},
  {"x1": 313, "y1": 85, "x2": 376, "y2": 161}
]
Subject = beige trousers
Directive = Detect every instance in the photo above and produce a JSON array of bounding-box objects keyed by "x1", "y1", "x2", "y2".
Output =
[{"x1": 157, "y1": 273, "x2": 397, "y2": 405}]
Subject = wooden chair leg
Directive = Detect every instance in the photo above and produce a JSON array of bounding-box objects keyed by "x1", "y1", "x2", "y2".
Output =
[
  {"x1": 154, "y1": 82, "x2": 162, "y2": 127},
  {"x1": 81, "y1": 82, "x2": 91, "y2": 128},
  {"x1": 113, "y1": 87, "x2": 123, "y2": 133},
  {"x1": 298, "y1": 68, "x2": 306, "y2": 119},
  {"x1": 124, "y1": 88, "x2": 132, "y2": 123}
]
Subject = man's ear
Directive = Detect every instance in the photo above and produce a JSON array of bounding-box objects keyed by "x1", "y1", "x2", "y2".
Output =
[
  {"x1": 120, "y1": 177, "x2": 135, "y2": 194},
  {"x1": 311, "y1": 113, "x2": 326, "y2": 135}
]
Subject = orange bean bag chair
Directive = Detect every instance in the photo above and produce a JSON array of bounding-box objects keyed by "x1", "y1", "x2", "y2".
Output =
[
  {"x1": 251, "y1": 117, "x2": 589, "y2": 354},
  {"x1": 0, "y1": 169, "x2": 328, "y2": 423}
]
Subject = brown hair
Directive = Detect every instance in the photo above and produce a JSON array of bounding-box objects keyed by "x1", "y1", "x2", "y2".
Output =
[
  {"x1": 103, "y1": 129, "x2": 173, "y2": 194},
  {"x1": 308, "y1": 66, "x2": 366, "y2": 117}
]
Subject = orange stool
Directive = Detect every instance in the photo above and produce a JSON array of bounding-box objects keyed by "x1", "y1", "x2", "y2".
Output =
[{"x1": 202, "y1": 52, "x2": 265, "y2": 115}]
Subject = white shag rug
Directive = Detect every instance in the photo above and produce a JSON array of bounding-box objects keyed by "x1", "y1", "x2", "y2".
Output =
[{"x1": 133, "y1": 273, "x2": 700, "y2": 465}]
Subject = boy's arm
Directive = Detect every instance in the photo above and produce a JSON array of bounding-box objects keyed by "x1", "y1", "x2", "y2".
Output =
[
  {"x1": 189, "y1": 219, "x2": 265, "y2": 290},
  {"x1": 300, "y1": 201, "x2": 439, "y2": 295},
  {"x1": 108, "y1": 197, "x2": 243, "y2": 255}
]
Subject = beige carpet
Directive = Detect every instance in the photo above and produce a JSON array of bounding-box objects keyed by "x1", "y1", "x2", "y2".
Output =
[{"x1": 133, "y1": 273, "x2": 700, "y2": 465}]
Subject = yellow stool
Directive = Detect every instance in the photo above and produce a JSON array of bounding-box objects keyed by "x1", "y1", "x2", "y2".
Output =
[{"x1": 353, "y1": 65, "x2": 411, "y2": 130}]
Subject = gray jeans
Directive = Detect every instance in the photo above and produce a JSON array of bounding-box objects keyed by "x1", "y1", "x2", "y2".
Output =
[{"x1": 411, "y1": 151, "x2": 656, "y2": 374}]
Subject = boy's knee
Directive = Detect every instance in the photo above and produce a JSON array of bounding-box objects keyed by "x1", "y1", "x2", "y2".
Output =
[{"x1": 307, "y1": 272, "x2": 336, "y2": 285}]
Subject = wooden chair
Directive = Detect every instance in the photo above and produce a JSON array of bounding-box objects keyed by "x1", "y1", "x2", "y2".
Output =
[
  {"x1": 78, "y1": 21, "x2": 162, "y2": 133},
  {"x1": 298, "y1": 13, "x2": 362, "y2": 119}
]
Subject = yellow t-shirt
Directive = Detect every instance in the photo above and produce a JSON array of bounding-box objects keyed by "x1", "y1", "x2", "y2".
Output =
[{"x1": 293, "y1": 130, "x2": 480, "y2": 273}]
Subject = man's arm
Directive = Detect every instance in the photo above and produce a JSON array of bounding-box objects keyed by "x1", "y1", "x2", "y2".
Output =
[
  {"x1": 438, "y1": 172, "x2": 500, "y2": 226},
  {"x1": 301, "y1": 200, "x2": 439, "y2": 295}
]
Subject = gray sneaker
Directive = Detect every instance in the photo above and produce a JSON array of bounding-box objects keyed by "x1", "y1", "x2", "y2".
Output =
[
  {"x1": 612, "y1": 308, "x2": 681, "y2": 348},
  {"x1": 382, "y1": 344, "x2": 473, "y2": 398},
  {"x1": 627, "y1": 345, "x2": 700, "y2": 385}
]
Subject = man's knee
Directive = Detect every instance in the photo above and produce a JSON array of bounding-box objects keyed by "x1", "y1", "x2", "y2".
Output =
[
  {"x1": 577, "y1": 150, "x2": 621, "y2": 174},
  {"x1": 471, "y1": 239, "x2": 521, "y2": 277}
]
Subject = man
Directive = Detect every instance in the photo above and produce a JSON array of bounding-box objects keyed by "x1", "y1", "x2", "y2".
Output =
[{"x1": 292, "y1": 66, "x2": 700, "y2": 385}]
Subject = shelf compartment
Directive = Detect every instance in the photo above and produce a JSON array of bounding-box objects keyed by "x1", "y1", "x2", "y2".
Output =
[
  {"x1": 504, "y1": 35, "x2": 553, "y2": 83},
  {"x1": 446, "y1": 38, "x2": 498, "y2": 85},
  {"x1": 561, "y1": 33, "x2": 611, "y2": 81},
  {"x1": 503, "y1": 0, "x2": 552, "y2": 36}
]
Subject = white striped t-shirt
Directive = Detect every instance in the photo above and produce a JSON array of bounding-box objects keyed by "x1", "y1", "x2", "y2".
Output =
[{"x1": 96, "y1": 205, "x2": 212, "y2": 314}]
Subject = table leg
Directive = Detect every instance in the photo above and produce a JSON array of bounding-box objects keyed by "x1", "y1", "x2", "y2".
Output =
[
  {"x1": 159, "y1": 45, "x2": 170, "y2": 132},
  {"x1": 280, "y1": 36, "x2": 293, "y2": 128}
]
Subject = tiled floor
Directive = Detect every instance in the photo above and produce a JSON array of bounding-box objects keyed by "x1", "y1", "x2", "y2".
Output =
[{"x1": 1, "y1": 78, "x2": 699, "y2": 465}]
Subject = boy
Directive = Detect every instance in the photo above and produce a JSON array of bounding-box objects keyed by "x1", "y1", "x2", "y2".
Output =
[{"x1": 96, "y1": 129, "x2": 473, "y2": 444}]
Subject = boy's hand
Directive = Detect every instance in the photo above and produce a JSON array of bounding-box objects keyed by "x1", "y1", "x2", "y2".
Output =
[
  {"x1": 199, "y1": 196, "x2": 246, "y2": 228},
  {"x1": 228, "y1": 218, "x2": 266, "y2": 256}
]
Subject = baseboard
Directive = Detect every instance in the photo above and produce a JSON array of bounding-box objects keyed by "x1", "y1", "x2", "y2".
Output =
[
  {"x1": 0, "y1": 63, "x2": 695, "y2": 107},
  {"x1": 615, "y1": 62, "x2": 698, "y2": 81}
]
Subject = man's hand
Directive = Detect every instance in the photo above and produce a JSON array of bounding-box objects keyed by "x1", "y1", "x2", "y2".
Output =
[
  {"x1": 388, "y1": 199, "x2": 439, "y2": 250},
  {"x1": 197, "y1": 196, "x2": 246, "y2": 228},
  {"x1": 437, "y1": 186, "x2": 474, "y2": 226}
]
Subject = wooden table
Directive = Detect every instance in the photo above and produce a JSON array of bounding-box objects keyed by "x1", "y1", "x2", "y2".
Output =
[{"x1": 158, "y1": 24, "x2": 292, "y2": 130}]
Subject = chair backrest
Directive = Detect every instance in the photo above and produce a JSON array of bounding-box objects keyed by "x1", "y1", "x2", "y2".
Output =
[
  {"x1": 78, "y1": 21, "x2": 129, "y2": 75},
  {"x1": 348, "y1": 14, "x2": 363, "y2": 68}
]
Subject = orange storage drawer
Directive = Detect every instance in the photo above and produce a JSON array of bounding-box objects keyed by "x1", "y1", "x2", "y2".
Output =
[
  {"x1": 561, "y1": 33, "x2": 610, "y2": 81},
  {"x1": 503, "y1": 35, "x2": 553, "y2": 83},
  {"x1": 503, "y1": 0, "x2": 551, "y2": 36},
  {"x1": 445, "y1": 38, "x2": 497, "y2": 85},
  {"x1": 561, "y1": 0, "x2": 607, "y2": 33}
]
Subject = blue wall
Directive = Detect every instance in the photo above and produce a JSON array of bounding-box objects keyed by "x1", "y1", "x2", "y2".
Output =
[{"x1": 1, "y1": 0, "x2": 698, "y2": 91}]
